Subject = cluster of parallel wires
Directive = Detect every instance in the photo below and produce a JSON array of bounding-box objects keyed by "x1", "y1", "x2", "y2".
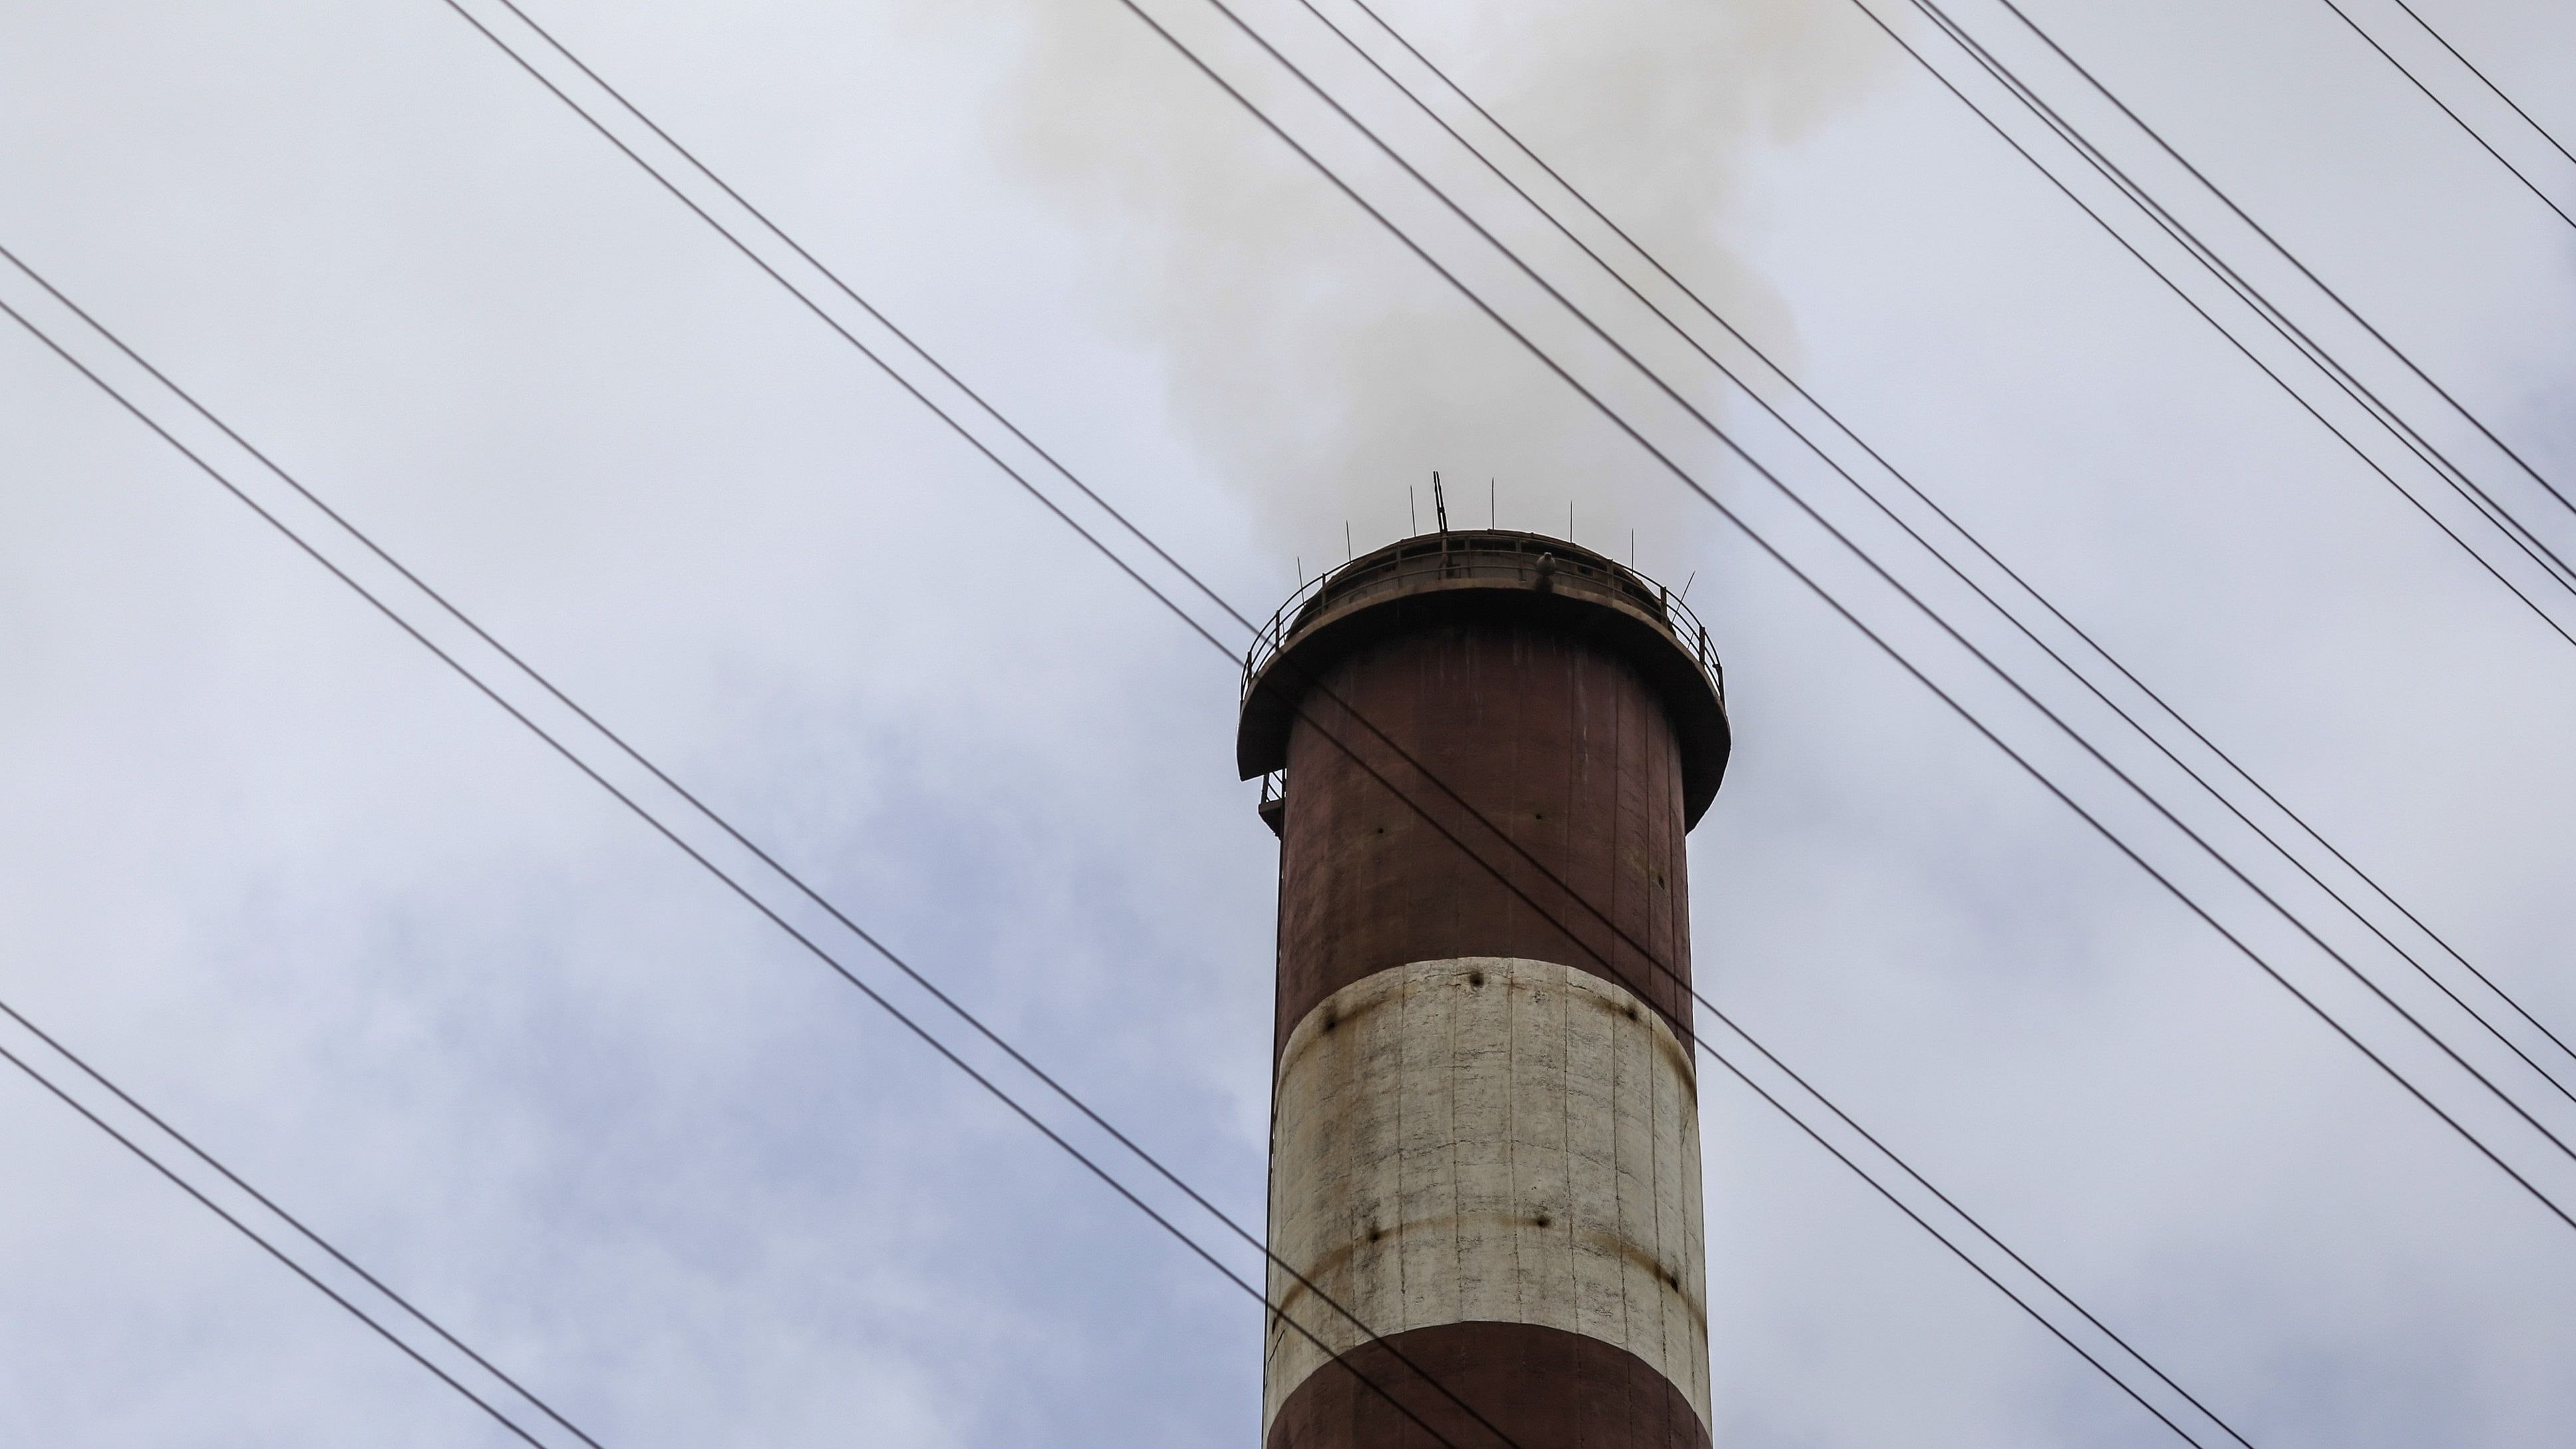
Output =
[{"x1": 3, "y1": 0, "x2": 2572, "y2": 1445}]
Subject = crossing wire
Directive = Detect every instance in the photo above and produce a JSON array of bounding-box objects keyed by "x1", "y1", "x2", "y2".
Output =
[
  {"x1": 0, "y1": 255, "x2": 2217, "y2": 1449},
  {"x1": 11, "y1": 3, "x2": 2228, "y2": 1417},
  {"x1": 1831, "y1": 0, "x2": 2576, "y2": 647},
  {"x1": 2388, "y1": 0, "x2": 2576, "y2": 170},
  {"x1": 421, "y1": 10, "x2": 2259, "y2": 1442},
  {"x1": 1973, "y1": 0, "x2": 2576, "y2": 569},
  {"x1": 467, "y1": 0, "x2": 2574, "y2": 1365},
  {"x1": 0, "y1": 255, "x2": 1496, "y2": 1449},
  {"x1": 11, "y1": 15, "x2": 2247, "y2": 1446},
  {"x1": 0, "y1": 1028, "x2": 553, "y2": 1448},
  {"x1": 1122, "y1": 0, "x2": 2576, "y2": 1210},
  {"x1": 412, "y1": 17, "x2": 1524, "y2": 1438},
  {"x1": 7, "y1": 170, "x2": 2237, "y2": 1440},
  {"x1": 2309, "y1": 0, "x2": 2575, "y2": 231},
  {"x1": 422, "y1": 0, "x2": 2556, "y2": 1436},
  {"x1": 0, "y1": 995, "x2": 609, "y2": 1448},
  {"x1": 1303, "y1": 0, "x2": 2576, "y2": 1106}
]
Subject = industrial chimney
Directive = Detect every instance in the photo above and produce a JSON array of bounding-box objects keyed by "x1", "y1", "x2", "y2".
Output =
[{"x1": 1239, "y1": 529, "x2": 1731, "y2": 1449}]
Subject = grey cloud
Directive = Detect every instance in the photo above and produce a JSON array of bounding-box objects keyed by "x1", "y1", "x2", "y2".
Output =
[{"x1": 0, "y1": 0, "x2": 2571, "y2": 1446}]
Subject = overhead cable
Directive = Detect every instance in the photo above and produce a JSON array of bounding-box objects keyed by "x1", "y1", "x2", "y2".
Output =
[
  {"x1": 1831, "y1": 0, "x2": 2576, "y2": 643},
  {"x1": 1111, "y1": 0, "x2": 2576, "y2": 1215},
  {"x1": 2307, "y1": 0, "x2": 2575, "y2": 231},
  {"x1": 0, "y1": 1021, "x2": 556, "y2": 1447},
  {"x1": 424, "y1": 0, "x2": 2248, "y2": 1433},
  {"x1": 0, "y1": 996, "x2": 607, "y2": 1446},
  {"x1": 17, "y1": 15, "x2": 2242, "y2": 1442},
  {"x1": 1307, "y1": 0, "x2": 2576, "y2": 1106},
  {"x1": 460, "y1": 0, "x2": 2576, "y2": 1350},
  {"x1": 416, "y1": 0, "x2": 2551, "y2": 1436},
  {"x1": 1972, "y1": 0, "x2": 2576, "y2": 576},
  {"x1": 2386, "y1": 0, "x2": 2576, "y2": 170},
  {"x1": 0, "y1": 254, "x2": 1497, "y2": 1449},
  {"x1": 0, "y1": 254, "x2": 2217, "y2": 1448}
]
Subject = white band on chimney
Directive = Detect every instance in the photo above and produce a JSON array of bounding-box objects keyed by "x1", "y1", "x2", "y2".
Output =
[{"x1": 1261, "y1": 956, "x2": 1710, "y2": 1440}]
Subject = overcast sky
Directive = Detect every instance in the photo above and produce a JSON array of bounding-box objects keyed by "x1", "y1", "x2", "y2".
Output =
[{"x1": 1, "y1": 0, "x2": 2572, "y2": 1444}]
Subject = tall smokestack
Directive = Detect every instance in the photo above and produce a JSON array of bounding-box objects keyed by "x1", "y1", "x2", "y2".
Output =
[{"x1": 1239, "y1": 529, "x2": 1731, "y2": 1449}]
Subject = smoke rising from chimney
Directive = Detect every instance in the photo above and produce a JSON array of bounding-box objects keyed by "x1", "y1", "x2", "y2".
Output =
[{"x1": 975, "y1": 0, "x2": 1887, "y2": 582}]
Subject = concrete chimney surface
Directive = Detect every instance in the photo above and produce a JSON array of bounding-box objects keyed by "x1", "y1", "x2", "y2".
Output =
[{"x1": 1247, "y1": 530, "x2": 1726, "y2": 1449}]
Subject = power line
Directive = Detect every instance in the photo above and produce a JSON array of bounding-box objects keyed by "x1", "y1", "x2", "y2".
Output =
[
  {"x1": 0, "y1": 997, "x2": 608, "y2": 1447},
  {"x1": 0, "y1": 1030, "x2": 554, "y2": 1448},
  {"x1": 1947, "y1": 0, "x2": 2576, "y2": 564},
  {"x1": 1125, "y1": 0, "x2": 2576, "y2": 1213},
  {"x1": 385, "y1": 20, "x2": 1537, "y2": 1438},
  {"x1": 1835, "y1": 0, "x2": 2576, "y2": 647},
  {"x1": 9, "y1": 22, "x2": 2244, "y2": 1446},
  {"x1": 447, "y1": 0, "x2": 2575, "y2": 1406},
  {"x1": 0, "y1": 258, "x2": 1498, "y2": 1449},
  {"x1": 420, "y1": 0, "x2": 2251, "y2": 1426},
  {"x1": 2309, "y1": 0, "x2": 2575, "y2": 230},
  {"x1": 6, "y1": 48, "x2": 2218, "y2": 1424},
  {"x1": 12, "y1": 180, "x2": 2236, "y2": 1439},
  {"x1": 1265, "y1": 699, "x2": 2251, "y2": 1449},
  {"x1": 2388, "y1": 0, "x2": 2576, "y2": 170},
  {"x1": 45, "y1": 3, "x2": 2514, "y2": 1433},
  {"x1": 1307, "y1": 0, "x2": 2576, "y2": 1105},
  {"x1": 413, "y1": 0, "x2": 2555, "y2": 1436},
  {"x1": 10, "y1": 5, "x2": 2524, "y2": 1433},
  {"x1": 1978, "y1": 0, "x2": 2576, "y2": 554},
  {"x1": 0, "y1": 255, "x2": 2219, "y2": 1447}
]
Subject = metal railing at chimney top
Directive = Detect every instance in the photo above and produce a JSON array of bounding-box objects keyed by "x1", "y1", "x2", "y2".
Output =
[{"x1": 1240, "y1": 532, "x2": 1725, "y2": 712}]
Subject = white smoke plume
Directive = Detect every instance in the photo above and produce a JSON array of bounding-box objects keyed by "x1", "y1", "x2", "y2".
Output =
[{"x1": 968, "y1": 0, "x2": 1889, "y2": 585}]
